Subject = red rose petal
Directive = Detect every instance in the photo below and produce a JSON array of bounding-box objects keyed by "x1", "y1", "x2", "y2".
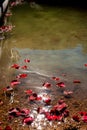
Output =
[
  {"x1": 84, "y1": 64, "x2": 87, "y2": 67},
  {"x1": 43, "y1": 82, "x2": 51, "y2": 88},
  {"x1": 72, "y1": 115, "x2": 80, "y2": 122},
  {"x1": 56, "y1": 82, "x2": 65, "y2": 88},
  {"x1": 52, "y1": 77, "x2": 60, "y2": 81},
  {"x1": 10, "y1": 80, "x2": 20, "y2": 86},
  {"x1": 23, "y1": 117, "x2": 34, "y2": 125},
  {"x1": 21, "y1": 65, "x2": 27, "y2": 69},
  {"x1": 16, "y1": 73, "x2": 27, "y2": 79},
  {"x1": 11, "y1": 64, "x2": 20, "y2": 69},
  {"x1": 73, "y1": 80, "x2": 81, "y2": 83},
  {"x1": 5, "y1": 126, "x2": 12, "y2": 130},
  {"x1": 25, "y1": 90, "x2": 33, "y2": 95},
  {"x1": 82, "y1": 115, "x2": 87, "y2": 122},
  {"x1": 24, "y1": 59, "x2": 30, "y2": 63}
]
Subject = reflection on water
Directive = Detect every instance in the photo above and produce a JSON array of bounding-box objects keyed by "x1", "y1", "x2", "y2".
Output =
[{"x1": 8, "y1": 4, "x2": 87, "y2": 53}]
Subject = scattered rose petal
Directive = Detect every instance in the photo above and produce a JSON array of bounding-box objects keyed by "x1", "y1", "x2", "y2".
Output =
[
  {"x1": 21, "y1": 108, "x2": 30, "y2": 116},
  {"x1": 82, "y1": 115, "x2": 87, "y2": 122},
  {"x1": 52, "y1": 77, "x2": 60, "y2": 81},
  {"x1": 0, "y1": 127, "x2": 2, "y2": 130},
  {"x1": 22, "y1": 117, "x2": 34, "y2": 125},
  {"x1": 29, "y1": 93, "x2": 37, "y2": 101},
  {"x1": 63, "y1": 90, "x2": 73, "y2": 98},
  {"x1": 36, "y1": 96, "x2": 42, "y2": 101},
  {"x1": 10, "y1": 80, "x2": 20, "y2": 86},
  {"x1": 84, "y1": 64, "x2": 87, "y2": 67},
  {"x1": 72, "y1": 115, "x2": 80, "y2": 122},
  {"x1": 16, "y1": 73, "x2": 27, "y2": 79},
  {"x1": 21, "y1": 65, "x2": 27, "y2": 69},
  {"x1": 79, "y1": 111, "x2": 87, "y2": 116},
  {"x1": 43, "y1": 82, "x2": 51, "y2": 88},
  {"x1": 5, "y1": 126, "x2": 12, "y2": 130},
  {"x1": 56, "y1": 82, "x2": 65, "y2": 88},
  {"x1": 25, "y1": 89, "x2": 33, "y2": 95},
  {"x1": 43, "y1": 98, "x2": 51, "y2": 105},
  {"x1": 73, "y1": 80, "x2": 81, "y2": 83},
  {"x1": 24, "y1": 59, "x2": 30, "y2": 63},
  {"x1": 11, "y1": 64, "x2": 20, "y2": 69}
]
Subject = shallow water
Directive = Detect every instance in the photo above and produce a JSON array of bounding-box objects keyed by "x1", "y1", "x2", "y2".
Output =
[{"x1": 0, "y1": 3, "x2": 87, "y2": 97}]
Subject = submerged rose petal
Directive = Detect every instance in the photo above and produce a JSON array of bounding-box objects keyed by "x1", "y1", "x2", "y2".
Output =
[
  {"x1": 63, "y1": 90, "x2": 73, "y2": 98},
  {"x1": 43, "y1": 82, "x2": 51, "y2": 88},
  {"x1": 79, "y1": 111, "x2": 87, "y2": 116},
  {"x1": 23, "y1": 117, "x2": 34, "y2": 125},
  {"x1": 52, "y1": 77, "x2": 60, "y2": 81},
  {"x1": 73, "y1": 80, "x2": 81, "y2": 83},
  {"x1": 36, "y1": 96, "x2": 42, "y2": 101},
  {"x1": 56, "y1": 82, "x2": 65, "y2": 88},
  {"x1": 21, "y1": 65, "x2": 27, "y2": 69},
  {"x1": 11, "y1": 64, "x2": 20, "y2": 69},
  {"x1": 21, "y1": 108, "x2": 30, "y2": 116},
  {"x1": 54, "y1": 103, "x2": 67, "y2": 112},
  {"x1": 46, "y1": 114, "x2": 63, "y2": 121},
  {"x1": 25, "y1": 89, "x2": 33, "y2": 95},
  {"x1": 16, "y1": 73, "x2": 27, "y2": 79},
  {"x1": 0, "y1": 127, "x2": 2, "y2": 130},
  {"x1": 72, "y1": 115, "x2": 80, "y2": 122},
  {"x1": 5, "y1": 125, "x2": 12, "y2": 130},
  {"x1": 24, "y1": 59, "x2": 30, "y2": 63},
  {"x1": 43, "y1": 98, "x2": 51, "y2": 104},
  {"x1": 11, "y1": 80, "x2": 20, "y2": 86},
  {"x1": 82, "y1": 115, "x2": 87, "y2": 122},
  {"x1": 9, "y1": 108, "x2": 21, "y2": 117},
  {"x1": 29, "y1": 93, "x2": 37, "y2": 101}
]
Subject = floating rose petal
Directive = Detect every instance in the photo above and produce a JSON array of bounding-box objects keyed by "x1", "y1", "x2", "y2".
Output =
[
  {"x1": 73, "y1": 80, "x2": 81, "y2": 83},
  {"x1": 72, "y1": 115, "x2": 80, "y2": 122},
  {"x1": 36, "y1": 96, "x2": 42, "y2": 101},
  {"x1": 79, "y1": 111, "x2": 87, "y2": 116},
  {"x1": 5, "y1": 126, "x2": 12, "y2": 130},
  {"x1": 54, "y1": 103, "x2": 67, "y2": 112},
  {"x1": 46, "y1": 115, "x2": 63, "y2": 121},
  {"x1": 43, "y1": 98, "x2": 51, "y2": 105},
  {"x1": 82, "y1": 115, "x2": 87, "y2": 122},
  {"x1": 16, "y1": 73, "x2": 27, "y2": 79},
  {"x1": 9, "y1": 108, "x2": 21, "y2": 117},
  {"x1": 24, "y1": 59, "x2": 30, "y2": 63},
  {"x1": 43, "y1": 82, "x2": 51, "y2": 88},
  {"x1": 63, "y1": 90, "x2": 73, "y2": 98},
  {"x1": 21, "y1": 65, "x2": 27, "y2": 69},
  {"x1": 11, "y1": 80, "x2": 20, "y2": 86},
  {"x1": 63, "y1": 110, "x2": 69, "y2": 117},
  {"x1": 56, "y1": 82, "x2": 65, "y2": 88},
  {"x1": 25, "y1": 89, "x2": 33, "y2": 95},
  {"x1": 84, "y1": 64, "x2": 87, "y2": 67},
  {"x1": 29, "y1": 93, "x2": 37, "y2": 101},
  {"x1": 11, "y1": 64, "x2": 20, "y2": 69},
  {"x1": 52, "y1": 77, "x2": 60, "y2": 81},
  {"x1": 23, "y1": 117, "x2": 34, "y2": 125},
  {"x1": 21, "y1": 108, "x2": 30, "y2": 116}
]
